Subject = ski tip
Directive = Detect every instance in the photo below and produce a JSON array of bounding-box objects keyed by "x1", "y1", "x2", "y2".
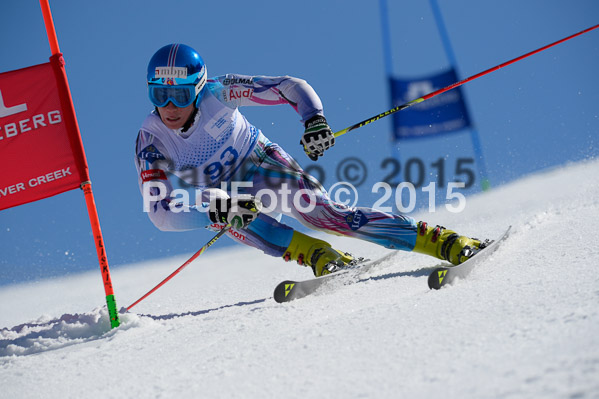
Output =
[
  {"x1": 427, "y1": 267, "x2": 449, "y2": 290},
  {"x1": 273, "y1": 280, "x2": 298, "y2": 303}
]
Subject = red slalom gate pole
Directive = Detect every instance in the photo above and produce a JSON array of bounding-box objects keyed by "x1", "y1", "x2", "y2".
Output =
[
  {"x1": 334, "y1": 23, "x2": 599, "y2": 138},
  {"x1": 40, "y1": 0, "x2": 120, "y2": 328}
]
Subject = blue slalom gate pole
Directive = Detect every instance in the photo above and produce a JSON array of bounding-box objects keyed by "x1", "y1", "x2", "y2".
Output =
[{"x1": 429, "y1": 0, "x2": 491, "y2": 190}]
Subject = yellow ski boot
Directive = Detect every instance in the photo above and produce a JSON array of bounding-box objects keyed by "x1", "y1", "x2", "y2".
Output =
[
  {"x1": 283, "y1": 231, "x2": 355, "y2": 276},
  {"x1": 412, "y1": 221, "x2": 483, "y2": 265}
]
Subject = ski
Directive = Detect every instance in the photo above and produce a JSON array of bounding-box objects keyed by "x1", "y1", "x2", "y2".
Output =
[
  {"x1": 273, "y1": 253, "x2": 395, "y2": 303},
  {"x1": 427, "y1": 226, "x2": 512, "y2": 290}
]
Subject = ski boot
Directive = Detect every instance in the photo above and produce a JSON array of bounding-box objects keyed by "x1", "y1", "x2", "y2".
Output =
[
  {"x1": 412, "y1": 221, "x2": 485, "y2": 265},
  {"x1": 283, "y1": 231, "x2": 355, "y2": 276}
]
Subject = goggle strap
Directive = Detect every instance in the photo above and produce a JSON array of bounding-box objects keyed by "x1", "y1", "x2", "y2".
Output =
[{"x1": 195, "y1": 71, "x2": 207, "y2": 96}]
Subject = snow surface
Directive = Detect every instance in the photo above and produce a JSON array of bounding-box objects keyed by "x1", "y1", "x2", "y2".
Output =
[{"x1": 2, "y1": 159, "x2": 599, "y2": 399}]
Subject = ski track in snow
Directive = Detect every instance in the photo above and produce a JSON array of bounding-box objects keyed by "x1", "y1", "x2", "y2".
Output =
[{"x1": 1, "y1": 159, "x2": 599, "y2": 398}]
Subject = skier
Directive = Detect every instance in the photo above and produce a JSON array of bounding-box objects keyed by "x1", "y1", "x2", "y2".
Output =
[{"x1": 135, "y1": 43, "x2": 484, "y2": 277}]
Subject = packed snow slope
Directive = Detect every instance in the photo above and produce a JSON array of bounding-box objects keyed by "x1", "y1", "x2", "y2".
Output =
[{"x1": 2, "y1": 159, "x2": 599, "y2": 399}]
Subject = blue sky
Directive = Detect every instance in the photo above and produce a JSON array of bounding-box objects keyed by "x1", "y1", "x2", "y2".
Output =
[{"x1": 1, "y1": 0, "x2": 598, "y2": 284}]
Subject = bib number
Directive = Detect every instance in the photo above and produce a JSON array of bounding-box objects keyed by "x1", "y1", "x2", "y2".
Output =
[{"x1": 203, "y1": 146, "x2": 239, "y2": 181}]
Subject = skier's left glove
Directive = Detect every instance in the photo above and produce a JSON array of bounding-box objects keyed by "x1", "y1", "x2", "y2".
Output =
[
  {"x1": 300, "y1": 115, "x2": 335, "y2": 161},
  {"x1": 209, "y1": 195, "x2": 262, "y2": 229}
]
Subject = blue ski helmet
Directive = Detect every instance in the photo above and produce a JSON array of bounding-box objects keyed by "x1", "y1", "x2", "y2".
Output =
[{"x1": 147, "y1": 43, "x2": 207, "y2": 107}]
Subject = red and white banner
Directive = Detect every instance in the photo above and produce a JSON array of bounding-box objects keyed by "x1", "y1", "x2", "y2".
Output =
[{"x1": 0, "y1": 62, "x2": 82, "y2": 211}]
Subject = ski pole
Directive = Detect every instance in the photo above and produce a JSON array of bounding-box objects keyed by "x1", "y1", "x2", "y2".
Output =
[
  {"x1": 124, "y1": 224, "x2": 232, "y2": 312},
  {"x1": 334, "y1": 23, "x2": 599, "y2": 138}
]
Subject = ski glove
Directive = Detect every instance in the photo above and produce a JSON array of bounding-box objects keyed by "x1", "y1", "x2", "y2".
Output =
[
  {"x1": 209, "y1": 195, "x2": 262, "y2": 229},
  {"x1": 300, "y1": 115, "x2": 335, "y2": 161}
]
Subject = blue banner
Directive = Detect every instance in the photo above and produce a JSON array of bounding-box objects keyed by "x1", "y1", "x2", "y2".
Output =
[{"x1": 390, "y1": 68, "x2": 471, "y2": 140}]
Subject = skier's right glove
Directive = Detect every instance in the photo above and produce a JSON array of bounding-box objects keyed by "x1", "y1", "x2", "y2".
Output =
[
  {"x1": 209, "y1": 195, "x2": 262, "y2": 229},
  {"x1": 300, "y1": 115, "x2": 335, "y2": 161}
]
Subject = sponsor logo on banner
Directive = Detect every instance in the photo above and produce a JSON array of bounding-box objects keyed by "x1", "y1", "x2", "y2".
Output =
[
  {"x1": 405, "y1": 81, "x2": 435, "y2": 104},
  {"x1": 0, "y1": 108, "x2": 62, "y2": 141},
  {"x1": 0, "y1": 62, "x2": 81, "y2": 211},
  {"x1": 390, "y1": 67, "x2": 472, "y2": 139},
  {"x1": 0, "y1": 167, "x2": 73, "y2": 198},
  {"x1": 0, "y1": 89, "x2": 28, "y2": 118}
]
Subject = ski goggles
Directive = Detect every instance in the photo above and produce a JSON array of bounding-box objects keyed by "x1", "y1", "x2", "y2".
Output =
[{"x1": 148, "y1": 84, "x2": 197, "y2": 108}]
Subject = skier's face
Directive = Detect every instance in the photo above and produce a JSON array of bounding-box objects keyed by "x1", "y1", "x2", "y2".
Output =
[{"x1": 157, "y1": 102, "x2": 195, "y2": 130}]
